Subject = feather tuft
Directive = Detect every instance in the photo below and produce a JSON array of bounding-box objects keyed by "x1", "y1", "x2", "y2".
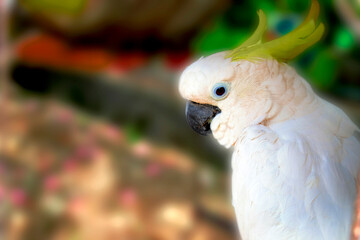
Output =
[{"x1": 226, "y1": 0, "x2": 325, "y2": 62}]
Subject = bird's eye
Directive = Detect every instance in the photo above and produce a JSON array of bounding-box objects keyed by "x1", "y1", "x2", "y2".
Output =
[{"x1": 211, "y1": 83, "x2": 229, "y2": 100}]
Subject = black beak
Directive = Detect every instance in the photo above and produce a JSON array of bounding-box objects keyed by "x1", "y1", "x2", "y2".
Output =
[{"x1": 185, "y1": 101, "x2": 221, "y2": 136}]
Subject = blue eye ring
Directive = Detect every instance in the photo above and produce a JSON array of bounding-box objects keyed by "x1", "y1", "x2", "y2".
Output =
[{"x1": 211, "y1": 82, "x2": 230, "y2": 100}]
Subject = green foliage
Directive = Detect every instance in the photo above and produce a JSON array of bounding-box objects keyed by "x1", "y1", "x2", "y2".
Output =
[
  {"x1": 282, "y1": 0, "x2": 309, "y2": 12},
  {"x1": 308, "y1": 49, "x2": 338, "y2": 90},
  {"x1": 334, "y1": 27, "x2": 356, "y2": 52},
  {"x1": 350, "y1": 0, "x2": 360, "y2": 15},
  {"x1": 192, "y1": 18, "x2": 250, "y2": 55},
  {"x1": 21, "y1": 0, "x2": 85, "y2": 14}
]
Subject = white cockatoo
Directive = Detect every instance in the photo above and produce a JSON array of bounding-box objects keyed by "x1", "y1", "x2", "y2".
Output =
[{"x1": 179, "y1": 1, "x2": 360, "y2": 239}]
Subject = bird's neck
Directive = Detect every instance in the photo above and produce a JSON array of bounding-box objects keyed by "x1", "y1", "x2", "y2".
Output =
[{"x1": 262, "y1": 63, "x2": 320, "y2": 126}]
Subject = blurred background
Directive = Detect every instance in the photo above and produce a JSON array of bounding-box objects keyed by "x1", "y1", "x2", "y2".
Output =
[{"x1": 0, "y1": 0, "x2": 359, "y2": 239}]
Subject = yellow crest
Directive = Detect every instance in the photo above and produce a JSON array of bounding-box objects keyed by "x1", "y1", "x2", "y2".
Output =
[{"x1": 226, "y1": 0, "x2": 325, "y2": 62}]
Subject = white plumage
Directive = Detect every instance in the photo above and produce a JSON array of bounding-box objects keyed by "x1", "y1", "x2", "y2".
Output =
[
  {"x1": 232, "y1": 99, "x2": 360, "y2": 240},
  {"x1": 179, "y1": 52, "x2": 360, "y2": 239}
]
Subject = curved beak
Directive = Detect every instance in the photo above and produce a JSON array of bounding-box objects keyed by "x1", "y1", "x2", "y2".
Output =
[{"x1": 185, "y1": 101, "x2": 221, "y2": 136}]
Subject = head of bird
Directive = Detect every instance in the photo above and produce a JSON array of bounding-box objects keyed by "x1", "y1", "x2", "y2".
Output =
[
  {"x1": 179, "y1": 53, "x2": 290, "y2": 148},
  {"x1": 179, "y1": 0, "x2": 324, "y2": 148}
]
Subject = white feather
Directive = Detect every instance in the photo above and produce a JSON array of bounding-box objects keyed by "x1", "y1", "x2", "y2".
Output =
[
  {"x1": 178, "y1": 53, "x2": 360, "y2": 240},
  {"x1": 232, "y1": 99, "x2": 360, "y2": 240}
]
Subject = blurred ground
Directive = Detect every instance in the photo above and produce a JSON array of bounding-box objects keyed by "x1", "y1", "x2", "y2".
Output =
[
  {"x1": 0, "y1": 0, "x2": 359, "y2": 239},
  {"x1": 0, "y1": 97, "x2": 237, "y2": 240}
]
